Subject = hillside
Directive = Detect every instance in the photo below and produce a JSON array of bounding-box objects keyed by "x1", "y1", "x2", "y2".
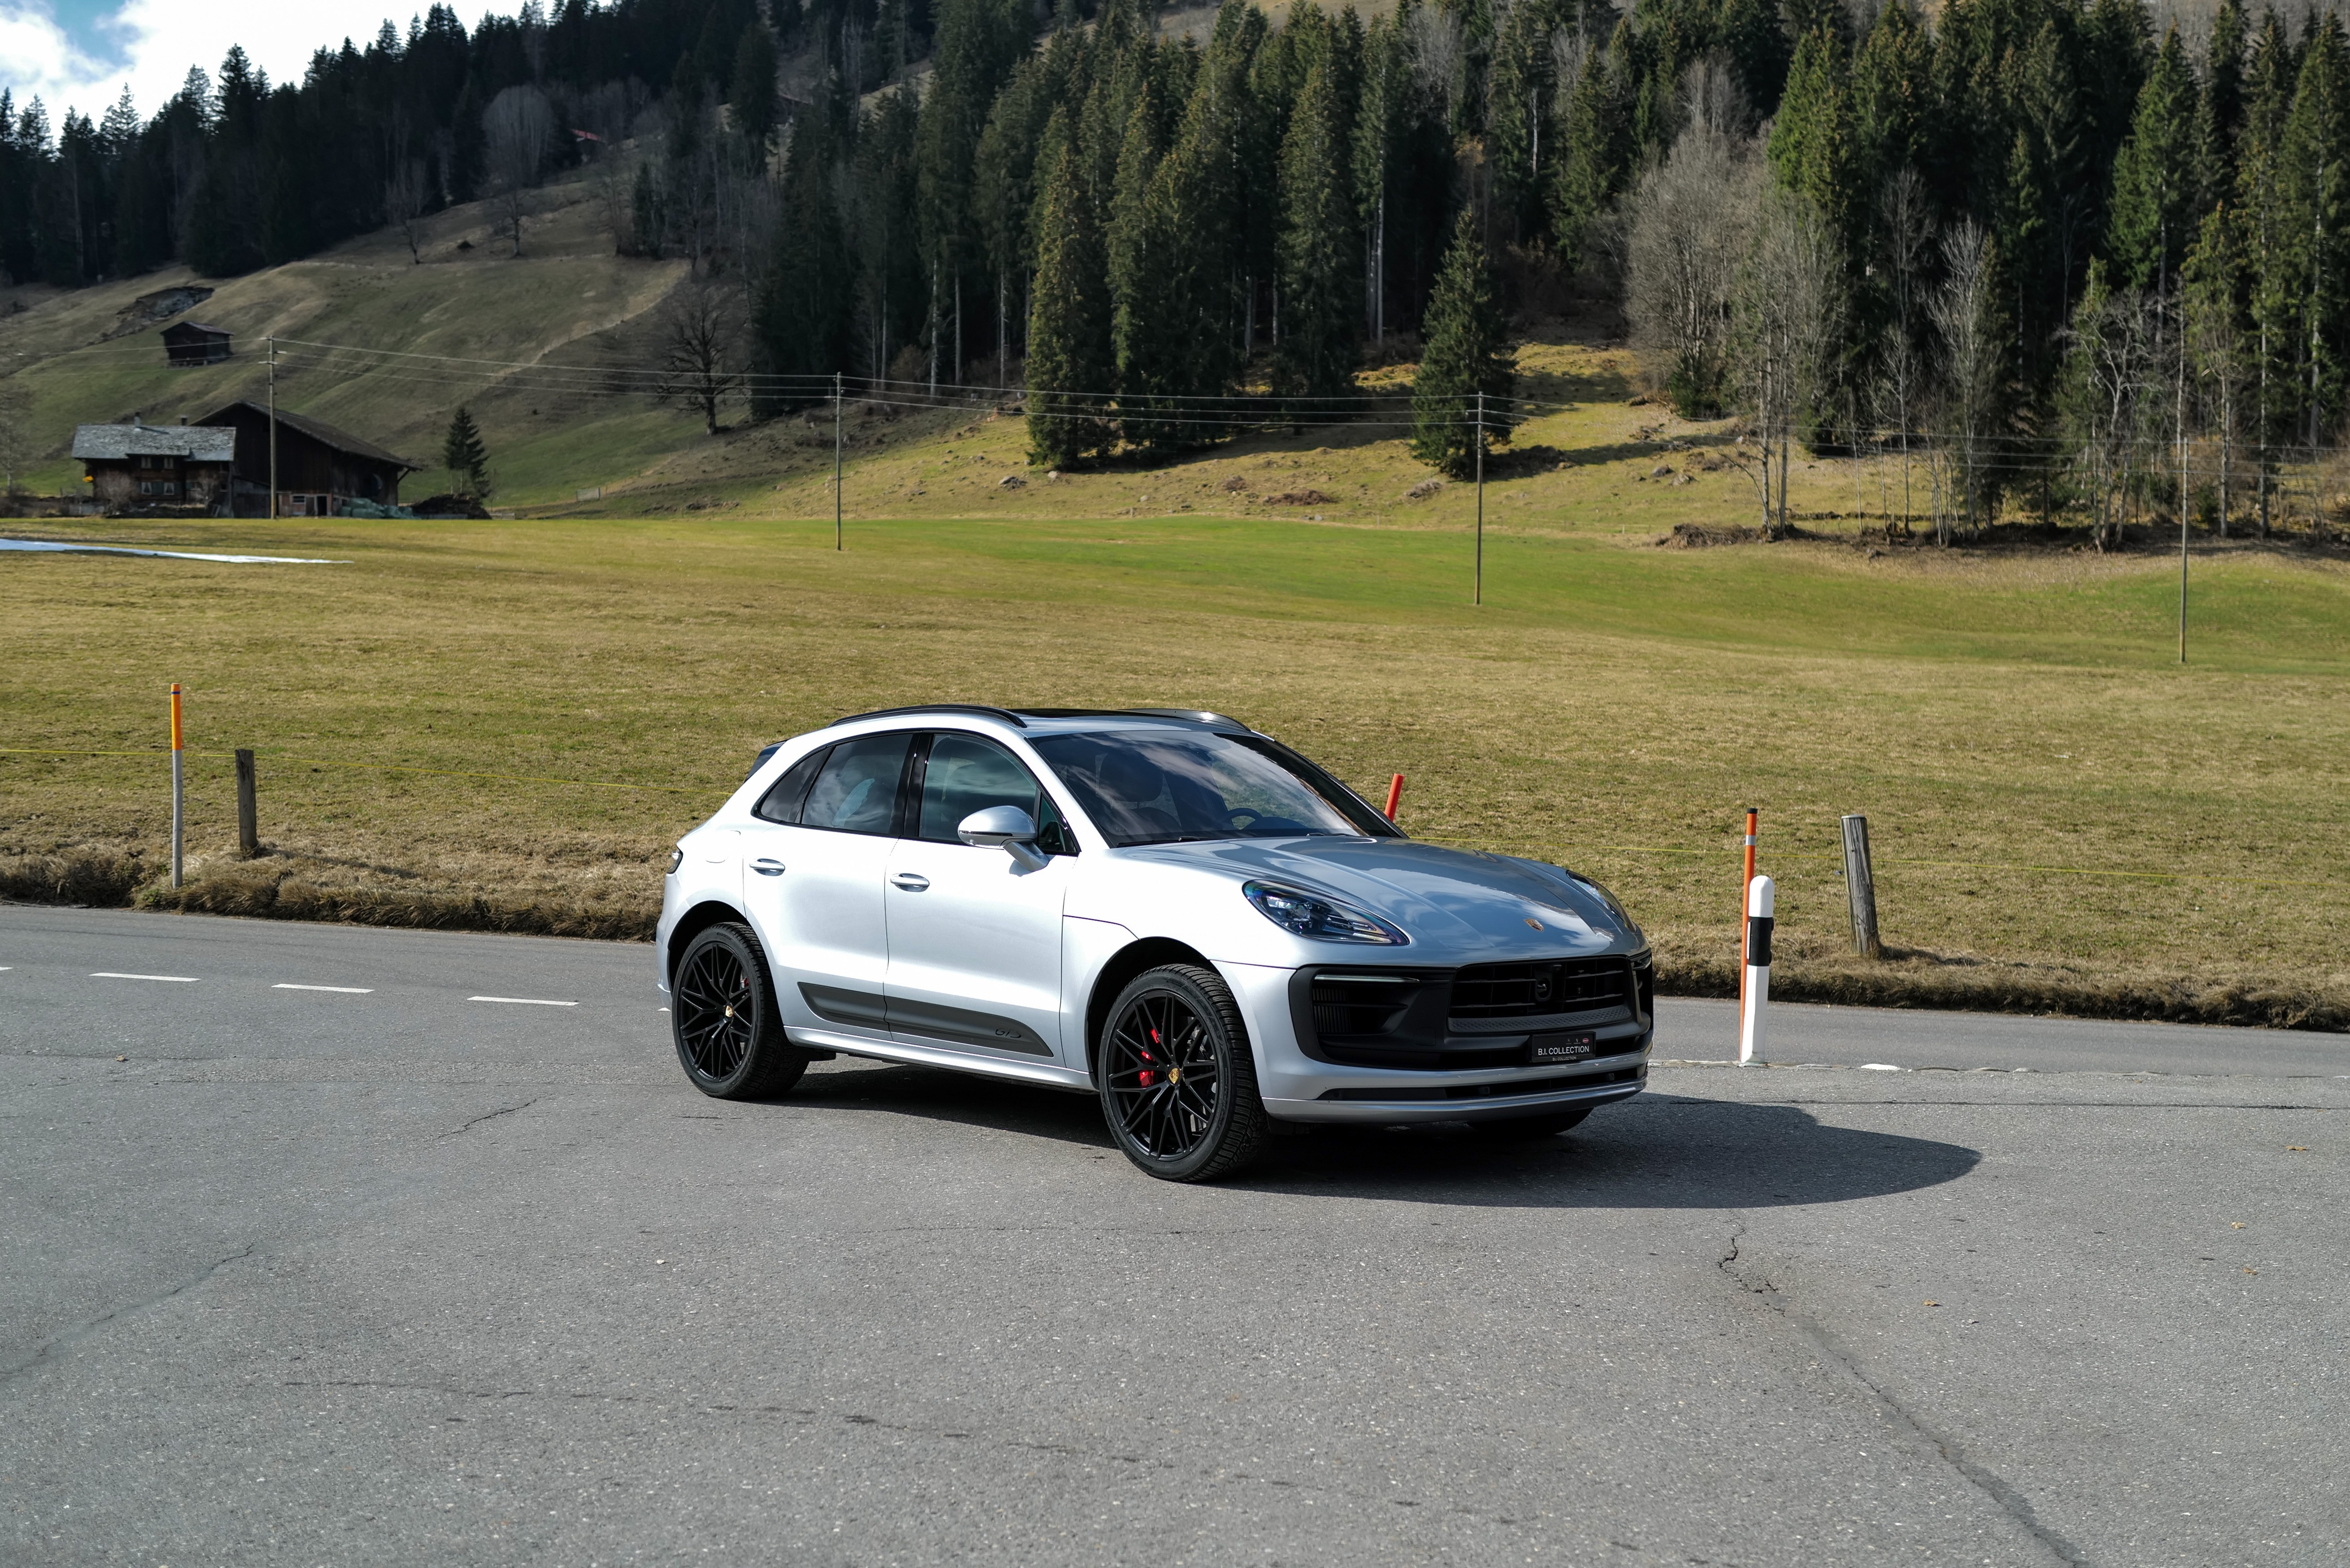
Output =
[{"x1": 1, "y1": 158, "x2": 702, "y2": 508}]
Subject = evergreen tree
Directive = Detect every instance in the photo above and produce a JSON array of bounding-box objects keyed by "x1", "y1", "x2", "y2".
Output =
[
  {"x1": 2195, "y1": 0, "x2": 2249, "y2": 205},
  {"x1": 2273, "y1": 16, "x2": 2350, "y2": 443},
  {"x1": 1275, "y1": 57, "x2": 1362, "y2": 399},
  {"x1": 442, "y1": 405, "x2": 490, "y2": 496},
  {"x1": 755, "y1": 118, "x2": 854, "y2": 398},
  {"x1": 1411, "y1": 207, "x2": 1514, "y2": 476},
  {"x1": 2107, "y1": 25, "x2": 2200, "y2": 295},
  {"x1": 1551, "y1": 21, "x2": 1635, "y2": 263},
  {"x1": 2237, "y1": 9, "x2": 2296, "y2": 473},
  {"x1": 1025, "y1": 134, "x2": 1116, "y2": 467},
  {"x1": 729, "y1": 20, "x2": 779, "y2": 151},
  {"x1": 1484, "y1": 0, "x2": 1563, "y2": 244}
]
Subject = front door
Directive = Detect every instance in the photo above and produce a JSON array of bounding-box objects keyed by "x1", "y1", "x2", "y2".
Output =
[
  {"x1": 743, "y1": 731, "x2": 912, "y2": 1041},
  {"x1": 883, "y1": 732, "x2": 1073, "y2": 1064}
]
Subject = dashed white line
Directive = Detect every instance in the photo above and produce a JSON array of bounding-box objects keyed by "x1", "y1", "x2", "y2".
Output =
[
  {"x1": 1858, "y1": 1062, "x2": 1904, "y2": 1071},
  {"x1": 468, "y1": 995, "x2": 577, "y2": 1007},
  {"x1": 91, "y1": 971, "x2": 198, "y2": 983},
  {"x1": 274, "y1": 983, "x2": 374, "y2": 994}
]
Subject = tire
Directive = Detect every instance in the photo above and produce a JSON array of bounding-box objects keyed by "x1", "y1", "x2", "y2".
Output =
[
  {"x1": 1096, "y1": 963, "x2": 1269, "y2": 1183},
  {"x1": 671, "y1": 922, "x2": 809, "y2": 1101},
  {"x1": 1488, "y1": 1105, "x2": 1595, "y2": 1140}
]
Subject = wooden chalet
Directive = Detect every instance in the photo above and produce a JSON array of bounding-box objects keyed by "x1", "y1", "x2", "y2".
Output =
[
  {"x1": 161, "y1": 322, "x2": 234, "y2": 366},
  {"x1": 72, "y1": 416, "x2": 238, "y2": 511},
  {"x1": 197, "y1": 401, "x2": 421, "y2": 517}
]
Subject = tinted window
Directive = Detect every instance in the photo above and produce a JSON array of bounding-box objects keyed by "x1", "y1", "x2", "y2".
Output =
[
  {"x1": 1030, "y1": 731, "x2": 1368, "y2": 847},
  {"x1": 916, "y1": 735, "x2": 1075, "y2": 850},
  {"x1": 799, "y1": 733, "x2": 911, "y2": 835},
  {"x1": 753, "y1": 745, "x2": 830, "y2": 823}
]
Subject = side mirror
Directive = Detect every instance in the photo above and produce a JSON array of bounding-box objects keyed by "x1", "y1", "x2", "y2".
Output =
[{"x1": 957, "y1": 805, "x2": 1038, "y2": 849}]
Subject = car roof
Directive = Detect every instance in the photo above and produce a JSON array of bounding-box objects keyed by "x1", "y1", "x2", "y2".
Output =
[{"x1": 825, "y1": 705, "x2": 1254, "y2": 737}]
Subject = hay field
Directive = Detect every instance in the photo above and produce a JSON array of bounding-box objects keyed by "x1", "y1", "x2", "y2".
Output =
[{"x1": 4, "y1": 508, "x2": 2345, "y2": 1027}]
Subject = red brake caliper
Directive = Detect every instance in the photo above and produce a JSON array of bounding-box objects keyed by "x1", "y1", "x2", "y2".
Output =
[{"x1": 1138, "y1": 1024, "x2": 1160, "y2": 1088}]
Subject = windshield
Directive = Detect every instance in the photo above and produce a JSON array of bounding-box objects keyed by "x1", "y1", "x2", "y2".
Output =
[{"x1": 1030, "y1": 730, "x2": 1391, "y2": 847}]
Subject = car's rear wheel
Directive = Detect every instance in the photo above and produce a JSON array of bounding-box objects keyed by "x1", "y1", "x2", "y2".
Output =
[
  {"x1": 672, "y1": 923, "x2": 808, "y2": 1100},
  {"x1": 1489, "y1": 1105, "x2": 1595, "y2": 1140},
  {"x1": 1097, "y1": 964, "x2": 1268, "y2": 1182}
]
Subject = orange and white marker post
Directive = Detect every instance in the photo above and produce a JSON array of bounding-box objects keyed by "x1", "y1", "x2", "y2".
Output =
[
  {"x1": 1738, "y1": 875, "x2": 1775, "y2": 1065},
  {"x1": 169, "y1": 683, "x2": 185, "y2": 889},
  {"x1": 1384, "y1": 774, "x2": 1405, "y2": 822},
  {"x1": 1735, "y1": 808, "x2": 1757, "y2": 1047}
]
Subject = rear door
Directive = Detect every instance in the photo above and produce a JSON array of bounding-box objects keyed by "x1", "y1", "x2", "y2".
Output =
[
  {"x1": 741, "y1": 732, "x2": 913, "y2": 1040},
  {"x1": 882, "y1": 732, "x2": 1076, "y2": 1064}
]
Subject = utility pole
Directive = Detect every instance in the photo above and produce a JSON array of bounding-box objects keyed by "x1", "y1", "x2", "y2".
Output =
[
  {"x1": 267, "y1": 335, "x2": 278, "y2": 520},
  {"x1": 1473, "y1": 390, "x2": 1485, "y2": 607},
  {"x1": 833, "y1": 371, "x2": 844, "y2": 552}
]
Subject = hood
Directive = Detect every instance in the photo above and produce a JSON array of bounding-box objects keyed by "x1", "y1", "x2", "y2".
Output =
[{"x1": 1127, "y1": 836, "x2": 1640, "y2": 956}]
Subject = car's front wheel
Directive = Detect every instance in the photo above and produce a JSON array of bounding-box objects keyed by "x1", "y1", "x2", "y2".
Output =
[
  {"x1": 672, "y1": 923, "x2": 809, "y2": 1100},
  {"x1": 1097, "y1": 964, "x2": 1269, "y2": 1182}
]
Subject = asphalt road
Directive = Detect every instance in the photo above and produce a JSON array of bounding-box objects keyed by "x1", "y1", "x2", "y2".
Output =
[{"x1": 3, "y1": 905, "x2": 2345, "y2": 1567}]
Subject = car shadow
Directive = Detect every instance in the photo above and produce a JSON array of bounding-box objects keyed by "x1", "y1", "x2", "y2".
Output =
[{"x1": 783, "y1": 1064, "x2": 1980, "y2": 1208}]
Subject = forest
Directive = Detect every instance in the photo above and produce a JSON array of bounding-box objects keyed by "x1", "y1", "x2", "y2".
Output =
[{"x1": 3, "y1": 0, "x2": 2348, "y2": 536}]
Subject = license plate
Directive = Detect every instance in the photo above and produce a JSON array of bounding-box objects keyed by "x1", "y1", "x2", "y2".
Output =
[{"x1": 1529, "y1": 1032, "x2": 1597, "y2": 1065}]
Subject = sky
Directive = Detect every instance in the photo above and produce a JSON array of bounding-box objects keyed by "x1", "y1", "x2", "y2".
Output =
[{"x1": 1, "y1": 0, "x2": 421, "y2": 129}]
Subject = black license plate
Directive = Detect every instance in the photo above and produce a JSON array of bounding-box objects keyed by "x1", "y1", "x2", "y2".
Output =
[{"x1": 1529, "y1": 1032, "x2": 1597, "y2": 1065}]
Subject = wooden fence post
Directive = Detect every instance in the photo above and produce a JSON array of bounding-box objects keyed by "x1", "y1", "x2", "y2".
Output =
[
  {"x1": 1840, "y1": 812, "x2": 1881, "y2": 958},
  {"x1": 235, "y1": 749, "x2": 258, "y2": 858}
]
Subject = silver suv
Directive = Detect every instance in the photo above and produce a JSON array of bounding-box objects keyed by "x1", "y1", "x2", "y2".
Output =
[{"x1": 659, "y1": 706, "x2": 1653, "y2": 1181}]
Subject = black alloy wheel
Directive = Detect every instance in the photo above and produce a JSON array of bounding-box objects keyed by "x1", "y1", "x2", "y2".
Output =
[
  {"x1": 671, "y1": 922, "x2": 808, "y2": 1100},
  {"x1": 1097, "y1": 963, "x2": 1268, "y2": 1182},
  {"x1": 1489, "y1": 1105, "x2": 1595, "y2": 1140}
]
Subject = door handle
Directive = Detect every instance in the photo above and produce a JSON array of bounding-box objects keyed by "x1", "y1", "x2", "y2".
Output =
[
  {"x1": 750, "y1": 858, "x2": 786, "y2": 876},
  {"x1": 890, "y1": 872, "x2": 930, "y2": 892}
]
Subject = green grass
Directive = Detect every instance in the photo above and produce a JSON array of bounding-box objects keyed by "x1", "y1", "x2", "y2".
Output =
[{"x1": 3, "y1": 508, "x2": 2345, "y2": 1024}]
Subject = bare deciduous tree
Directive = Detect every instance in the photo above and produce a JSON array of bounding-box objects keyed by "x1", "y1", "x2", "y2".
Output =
[
  {"x1": 1408, "y1": 8, "x2": 1466, "y2": 129},
  {"x1": 2063, "y1": 278, "x2": 2162, "y2": 553},
  {"x1": 1927, "y1": 221, "x2": 2001, "y2": 544},
  {"x1": 1872, "y1": 166, "x2": 1934, "y2": 528},
  {"x1": 655, "y1": 281, "x2": 743, "y2": 436},
  {"x1": 384, "y1": 157, "x2": 429, "y2": 264},
  {"x1": 484, "y1": 84, "x2": 554, "y2": 257},
  {"x1": 1624, "y1": 104, "x2": 1757, "y2": 421},
  {"x1": 1737, "y1": 193, "x2": 1843, "y2": 538}
]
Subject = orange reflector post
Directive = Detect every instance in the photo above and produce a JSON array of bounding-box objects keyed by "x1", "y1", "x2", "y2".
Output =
[{"x1": 1384, "y1": 774, "x2": 1405, "y2": 822}]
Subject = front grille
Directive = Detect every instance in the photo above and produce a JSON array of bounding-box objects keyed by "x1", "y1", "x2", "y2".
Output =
[{"x1": 1450, "y1": 957, "x2": 1633, "y2": 1020}]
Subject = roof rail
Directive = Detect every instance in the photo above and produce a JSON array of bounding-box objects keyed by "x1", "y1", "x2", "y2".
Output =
[
  {"x1": 1122, "y1": 708, "x2": 1252, "y2": 732},
  {"x1": 1009, "y1": 707, "x2": 1254, "y2": 732},
  {"x1": 830, "y1": 703, "x2": 1029, "y2": 728}
]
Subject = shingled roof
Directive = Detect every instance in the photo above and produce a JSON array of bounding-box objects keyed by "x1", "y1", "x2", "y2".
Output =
[
  {"x1": 71, "y1": 421, "x2": 237, "y2": 463},
  {"x1": 199, "y1": 400, "x2": 423, "y2": 472}
]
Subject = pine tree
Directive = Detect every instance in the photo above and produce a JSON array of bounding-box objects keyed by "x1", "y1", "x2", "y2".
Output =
[
  {"x1": 1551, "y1": 22, "x2": 1635, "y2": 262},
  {"x1": 1411, "y1": 207, "x2": 1514, "y2": 476},
  {"x1": 2273, "y1": 16, "x2": 2350, "y2": 444},
  {"x1": 442, "y1": 406, "x2": 489, "y2": 497},
  {"x1": 1025, "y1": 135, "x2": 1115, "y2": 468},
  {"x1": 2195, "y1": 0, "x2": 2249, "y2": 205},
  {"x1": 2107, "y1": 25, "x2": 2200, "y2": 295},
  {"x1": 729, "y1": 20, "x2": 779, "y2": 151},
  {"x1": 2237, "y1": 9, "x2": 2296, "y2": 486},
  {"x1": 1107, "y1": 84, "x2": 1175, "y2": 449},
  {"x1": 1275, "y1": 57, "x2": 1362, "y2": 400}
]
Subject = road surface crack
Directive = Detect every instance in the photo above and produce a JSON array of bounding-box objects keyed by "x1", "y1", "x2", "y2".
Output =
[
  {"x1": 450, "y1": 1098, "x2": 537, "y2": 1136},
  {"x1": 1, "y1": 1244, "x2": 255, "y2": 1386},
  {"x1": 1720, "y1": 1224, "x2": 2087, "y2": 1565}
]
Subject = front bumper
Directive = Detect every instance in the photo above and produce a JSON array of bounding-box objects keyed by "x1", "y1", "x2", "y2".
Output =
[{"x1": 1221, "y1": 961, "x2": 1650, "y2": 1124}]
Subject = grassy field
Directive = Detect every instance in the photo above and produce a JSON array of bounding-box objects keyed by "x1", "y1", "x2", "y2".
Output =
[{"x1": 4, "y1": 505, "x2": 2345, "y2": 1027}]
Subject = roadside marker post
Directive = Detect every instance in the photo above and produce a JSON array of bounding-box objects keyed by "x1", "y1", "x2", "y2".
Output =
[
  {"x1": 1738, "y1": 875, "x2": 1775, "y2": 1065},
  {"x1": 1735, "y1": 808, "x2": 1757, "y2": 1043},
  {"x1": 235, "y1": 748, "x2": 259, "y2": 858},
  {"x1": 1384, "y1": 773, "x2": 1405, "y2": 822},
  {"x1": 169, "y1": 684, "x2": 184, "y2": 889}
]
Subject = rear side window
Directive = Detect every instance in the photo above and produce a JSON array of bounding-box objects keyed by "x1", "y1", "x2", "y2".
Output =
[
  {"x1": 799, "y1": 733, "x2": 912, "y2": 835},
  {"x1": 753, "y1": 746, "x2": 830, "y2": 824}
]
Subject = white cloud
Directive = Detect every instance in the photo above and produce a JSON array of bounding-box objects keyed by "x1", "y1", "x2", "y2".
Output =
[{"x1": 1, "y1": 1, "x2": 416, "y2": 126}]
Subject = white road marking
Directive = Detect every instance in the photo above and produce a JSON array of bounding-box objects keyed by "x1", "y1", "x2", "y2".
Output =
[
  {"x1": 1858, "y1": 1062, "x2": 1904, "y2": 1071},
  {"x1": 469, "y1": 995, "x2": 577, "y2": 1007},
  {"x1": 274, "y1": 983, "x2": 374, "y2": 994},
  {"x1": 91, "y1": 971, "x2": 198, "y2": 983}
]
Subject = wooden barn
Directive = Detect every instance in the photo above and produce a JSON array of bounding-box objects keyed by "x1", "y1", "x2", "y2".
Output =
[
  {"x1": 197, "y1": 401, "x2": 421, "y2": 517},
  {"x1": 72, "y1": 416, "x2": 238, "y2": 512},
  {"x1": 161, "y1": 322, "x2": 233, "y2": 366}
]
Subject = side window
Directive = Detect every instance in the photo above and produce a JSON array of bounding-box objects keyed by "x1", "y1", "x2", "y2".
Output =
[
  {"x1": 753, "y1": 745, "x2": 829, "y2": 824},
  {"x1": 917, "y1": 734, "x2": 1076, "y2": 853},
  {"x1": 799, "y1": 733, "x2": 912, "y2": 835}
]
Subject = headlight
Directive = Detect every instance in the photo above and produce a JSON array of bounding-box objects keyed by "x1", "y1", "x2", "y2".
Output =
[
  {"x1": 1243, "y1": 880, "x2": 1409, "y2": 945},
  {"x1": 667, "y1": 846, "x2": 684, "y2": 876}
]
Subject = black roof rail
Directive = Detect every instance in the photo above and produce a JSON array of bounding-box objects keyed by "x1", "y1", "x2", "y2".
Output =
[
  {"x1": 1123, "y1": 707, "x2": 1251, "y2": 732},
  {"x1": 830, "y1": 703, "x2": 1029, "y2": 728}
]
